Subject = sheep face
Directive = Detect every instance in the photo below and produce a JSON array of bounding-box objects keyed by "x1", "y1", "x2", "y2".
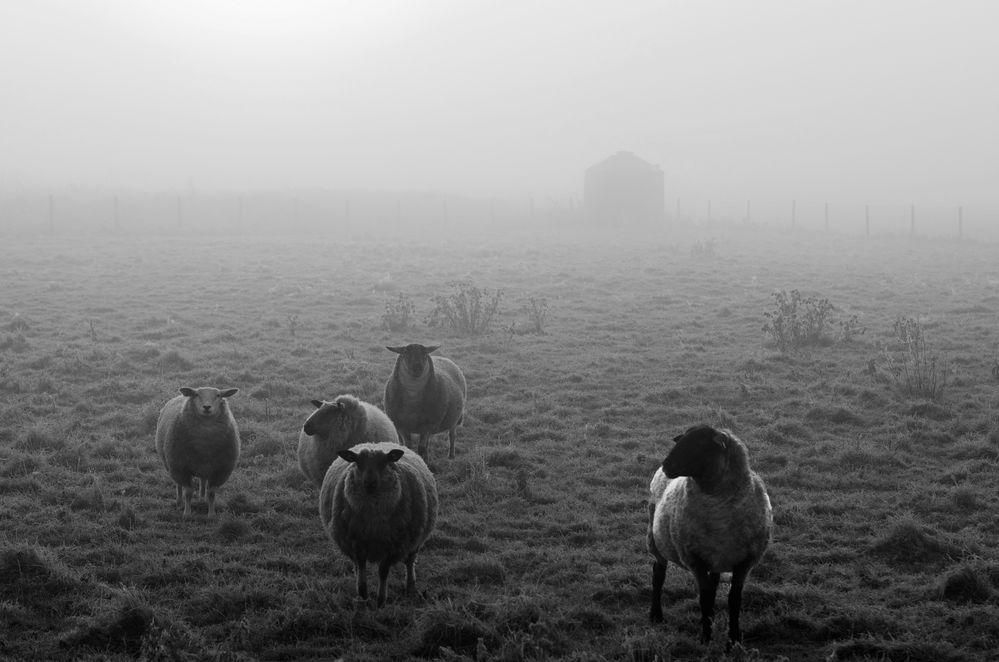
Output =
[
  {"x1": 179, "y1": 387, "x2": 238, "y2": 418},
  {"x1": 662, "y1": 424, "x2": 728, "y2": 480},
  {"x1": 303, "y1": 397, "x2": 359, "y2": 437},
  {"x1": 338, "y1": 447, "x2": 405, "y2": 496},
  {"x1": 387, "y1": 344, "x2": 440, "y2": 379}
]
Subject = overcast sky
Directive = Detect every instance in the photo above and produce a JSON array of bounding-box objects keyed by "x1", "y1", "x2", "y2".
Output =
[{"x1": 2, "y1": 1, "x2": 997, "y2": 206}]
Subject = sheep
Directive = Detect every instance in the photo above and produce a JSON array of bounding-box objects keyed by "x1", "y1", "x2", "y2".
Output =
[
  {"x1": 154, "y1": 386, "x2": 241, "y2": 517},
  {"x1": 297, "y1": 394, "x2": 399, "y2": 487},
  {"x1": 647, "y1": 424, "x2": 772, "y2": 645},
  {"x1": 319, "y1": 441, "x2": 438, "y2": 606},
  {"x1": 383, "y1": 343, "x2": 467, "y2": 461}
]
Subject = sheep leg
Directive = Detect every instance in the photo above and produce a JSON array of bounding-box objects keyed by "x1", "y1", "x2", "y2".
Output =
[
  {"x1": 447, "y1": 427, "x2": 456, "y2": 458},
  {"x1": 691, "y1": 562, "x2": 720, "y2": 643},
  {"x1": 376, "y1": 559, "x2": 392, "y2": 607},
  {"x1": 355, "y1": 558, "x2": 368, "y2": 600},
  {"x1": 649, "y1": 560, "x2": 667, "y2": 623},
  {"x1": 727, "y1": 558, "x2": 753, "y2": 645},
  {"x1": 181, "y1": 483, "x2": 194, "y2": 518},
  {"x1": 404, "y1": 551, "x2": 418, "y2": 596},
  {"x1": 417, "y1": 433, "x2": 431, "y2": 460},
  {"x1": 205, "y1": 482, "x2": 216, "y2": 517}
]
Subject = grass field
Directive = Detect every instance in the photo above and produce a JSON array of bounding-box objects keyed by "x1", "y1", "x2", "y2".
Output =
[{"x1": 1, "y1": 221, "x2": 998, "y2": 661}]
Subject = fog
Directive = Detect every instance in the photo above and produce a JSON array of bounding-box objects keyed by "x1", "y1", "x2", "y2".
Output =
[{"x1": 3, "y1": 0, "x2": 998, "y2": 213}]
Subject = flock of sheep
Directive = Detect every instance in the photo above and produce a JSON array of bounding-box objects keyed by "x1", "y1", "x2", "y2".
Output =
[{"x1": 154, "y1": 343, "x2": 773, "y2": 647}]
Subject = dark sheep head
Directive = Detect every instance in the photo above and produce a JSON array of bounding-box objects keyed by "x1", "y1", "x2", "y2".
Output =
[
  {"x1": 662, "y1": 424, "x2": 730, "y2": 491},
  {"x1": 303, "y1": 396, "x2": 359, "y2": 437},
  {"x1": 180, "y1": 386, "x2": 238, "y2": 417},
  {"x1": 387, "y1": 344, "x2": 439, "y2": 379},
  {"x1": 338, "y1": 447, "x2": 405, "y2": 495}
]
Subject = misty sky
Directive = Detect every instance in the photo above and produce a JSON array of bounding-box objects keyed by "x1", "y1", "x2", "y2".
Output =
[{"x1": 3, "y1": 1, "x2": 998, "y2": 206}]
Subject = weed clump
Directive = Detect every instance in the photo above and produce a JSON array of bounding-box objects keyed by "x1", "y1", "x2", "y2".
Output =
[
  {"x1": 381, "y1": 292, "x2": 416, "y2": 332},
  {"x1": 762, "y1": 289, "x2": 835, "y2": 351},
  {"x1": 412, "y1": 607, "x2": 490, "y2": 659},
  {"x1": 870, "y1": 519, "x2": 960, "y2": 567},
  {"x1": 515, "y1": 296, "x2": 550, "y2": 335},
  {"x1": 939, "y1": 565, "x2": 992, "y2": 603},
  {"x1": 427, "y1": 281, "x2": 502, "y2": 336},
  {"x1": 882, "y1": 316, "x2": 948, "y2": 401}
]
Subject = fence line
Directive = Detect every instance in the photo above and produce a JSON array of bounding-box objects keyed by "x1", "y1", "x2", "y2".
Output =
[{"x1": 0, "y1": 191, "x2": 996, "y2": 241}]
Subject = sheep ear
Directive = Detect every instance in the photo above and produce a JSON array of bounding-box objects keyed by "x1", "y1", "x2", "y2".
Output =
[
  {"x1": 424, "y1": 345, "x2": 440, "y2": 354},
  {"x1": 386, "y1": 449, "x2": 405, "y2": 463},
  {"x1": 386, "y1": 346, "x2": 404, "y2": 354},
  {"x1": 671, "y1": 433, "x2": 684, "y2": 443},
  {"x1": 179, "y1": 387, "x2": 197, "y2": 397},
  {"x1": 220, "y1": 388, "x2": 238, "y2": 398},
  {"x1": 310, "y1": 399, "x2": 324, "y2": 409},
  {"x1": 338, "y1": 450, "x2": 358, "y2": 463}
]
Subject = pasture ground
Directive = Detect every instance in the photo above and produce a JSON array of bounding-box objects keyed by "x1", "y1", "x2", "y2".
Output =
[{"x1": 1, "y1": 221, "x2": 998, "y2": 661}]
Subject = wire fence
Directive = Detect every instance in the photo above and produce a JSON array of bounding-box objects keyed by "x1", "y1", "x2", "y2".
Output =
[{"x1": 0, "y1": 190, "x2": 995, "y2": 241}]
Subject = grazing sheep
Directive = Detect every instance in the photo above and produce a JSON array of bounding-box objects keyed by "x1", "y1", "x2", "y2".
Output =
[
  {"x1": 155, "y1": 386, "x2": 241, "y2": 517},
  {"x1": 647, "y1": 424, "x2": 772, "y2": 645},
  {"x1": 383, "y1": 344, "x2": 466, "y2": 460},
  {"x1": 319, "y1": 442, "x2": 438, "y2": 606},
  {"x1": 297, "y1": 394, "x2": 399, "y2": 487}
]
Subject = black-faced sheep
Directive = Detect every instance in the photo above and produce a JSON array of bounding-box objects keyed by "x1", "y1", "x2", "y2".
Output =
[
  {"x1": 319, "y1": 442, "x2": 438, "y2": 606},
  {"x1": 155, "y1": 386, "x2": 241, "y2": 517},
  {"x1": 383, "y1": 344, "x2": 467, "y2": 460},
  {"x1": 647, "y1": 424, "x2": 772, "y2": 645},
  {"x1": 297, "y1": 394, "x2": 399, "y2": 487}
]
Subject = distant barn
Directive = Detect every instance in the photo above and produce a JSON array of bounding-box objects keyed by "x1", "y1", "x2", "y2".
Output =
[{"x1": 584, "y1": 151, "x2": 665, "y2": 225}]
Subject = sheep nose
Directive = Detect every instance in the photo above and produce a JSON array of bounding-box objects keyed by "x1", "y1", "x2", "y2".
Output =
[{"x1": 202, "y1": 405, "x2": 212, "y2": 413}]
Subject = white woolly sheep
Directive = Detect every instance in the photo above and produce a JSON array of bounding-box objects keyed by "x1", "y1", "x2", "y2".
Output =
[
  {"x1": 647, "y1": 424, "x2": 772, "y2": 645},
  {"x1": 154, "y1": 386, "x2": 241, "y2": 518},
  {"x1": 383, "y1": 344, "x2": 467, "y2": 460},
  {"x1": 319, "y1": 441, "x2": 438, "y2": 606},
  {"x1": 297, "y1": 394, "x2": 398, "y2": 487}
]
